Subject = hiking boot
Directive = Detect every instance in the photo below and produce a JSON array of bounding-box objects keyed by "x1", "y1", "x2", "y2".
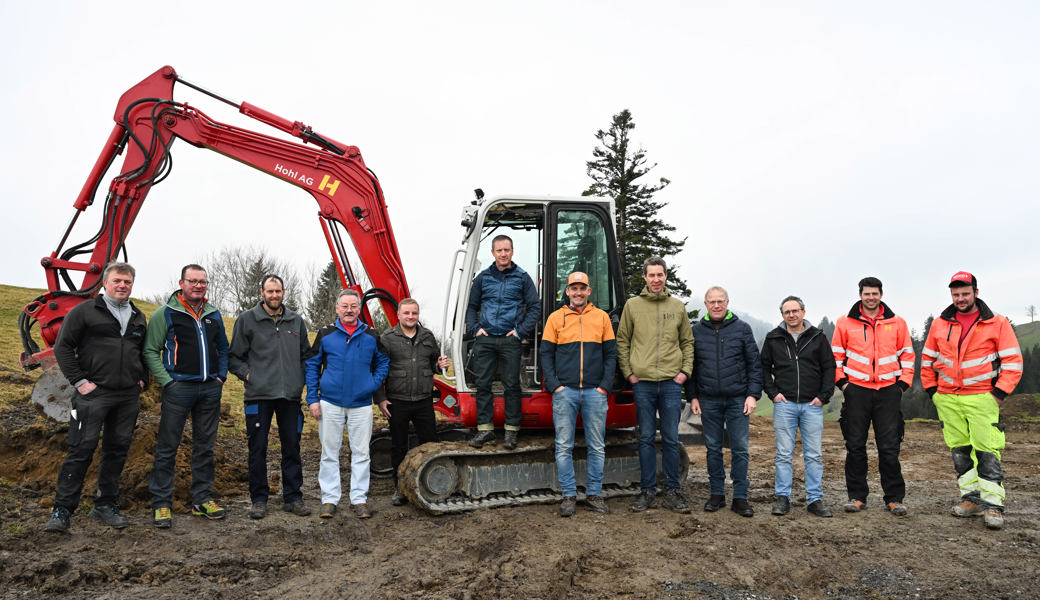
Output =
[
  {"x1": 391, "y1": 486, "x2": 406, "y2": 506},
  {"x1": 320, "y1": 503, "x2": 337, "y2": 518},
  {"x1": 43, "y1": 507, "x2": 71, "y2": 533},
  {"x1": 983, "y1": 508, "x2": 1005, "y2": 530},
  {"x1": 282, "y1": 499, "x2": 312, "y2": 516},
  {"x1": 629, "y1": 489, "x2": 657, "y2": 512},
  {"x1": 88, "y1": 504, "x2": 129, "y2": 529},
  {"x1": 731, "y1": 498, "x2": 754, "y2": 517},
  {"x1": 703, "y1": 494, "x2": 726, "y2": 512},
  {"x1": 885, "y1": 501, "x2": 908, "y2": 517},
  {"x1": 469, "y1": 429, "x2": 496, "y2": 448},
  {"x1": 560, "y1": 496, "x2": 577, "y2": 517},
  {"x1": 353, "y1": 503, "x2": 372, "y2": 519},
  {"x1": 585, "y1": 495, "x2": 610, "y2": 514},
  {"x1": 951, "y1": 498, "x2": 984, "y2": 518},
  {"x1": 503, "y1": 429, "x2": 519, "y2": 449},
  {"x1": 843, "y1": 499, "x2": 866, "y2": 513},
  {"x1": 662, "y1": 488, "x2": 691, "y2": 514},
  {"x1": 249, "y1": 501, "x2": 267, "y2": 519},
  {"x1": 153, "y1": 507, "x2": 173, "y2": 529},
  {"x1": 771, "y1": 495, "x2": 790, "y2": 516},
  {"x1": 807, "y1": 500, "x2": 833, "y2": 518},
  {"x1": 192, "y1": 500, "x2": 226, "y2": 520}
]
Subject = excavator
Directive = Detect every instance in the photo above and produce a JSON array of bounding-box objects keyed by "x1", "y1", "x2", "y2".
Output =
[{"x1": 18, "y1": 66, "x2": 688, "y2": 514}]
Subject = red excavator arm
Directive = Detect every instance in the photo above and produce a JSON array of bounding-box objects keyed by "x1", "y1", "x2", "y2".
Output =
[{"x1": 20, "y1": 65, "x2": 408, "y2": 370}]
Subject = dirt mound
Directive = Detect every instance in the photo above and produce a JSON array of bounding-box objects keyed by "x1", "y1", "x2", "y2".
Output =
[{"x1": 1002, "y1": 393, "x2": 1040, "y2": 419}]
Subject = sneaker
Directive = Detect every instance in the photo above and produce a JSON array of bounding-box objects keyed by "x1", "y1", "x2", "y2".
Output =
[
  {"x1": 192, "y1": 500, "x2": 226, "y2": 520},
  {"x1": 885, "y1": 501, "x2": 908, "y2": 517},
  {"x1": 771, "y1": 496, "x2": 790, "y2": 516},
  {"x1": 951, "y1": 498, "x2": 984, "y2": 518},
  {"x1": 843, "y1": 499, "x2": 866, "y2": 513},
  {"x1": 43, "y1": 507, "x2": 71, "y2": 533},
  {"x1": 629, "y1": 489, "x2": 657, "y2": 512},
  {"x1": 391, "y1": 487, "x2": 406, "y2": 506},
  {"x1": 983, "y1": 508, "x2": 1005, "y2": 530},
  {"x1": 585, "y1": 495, "x2": 610, "y2": 514},
  {"x1": 153, "y1": 507, "x2": 173, "y2": 529},
  {"x1": 320, "y1": 503, "x2": 337, "y2": 518},
  {"x1": 662, "y1": 488, "x2": 691, "y2": 514},
  {"x1": 353, "y1": 503, "x2": 372, "y2": 519},
  {"x1": 469, "y1": 429, "x2": 496, "y2": 448},
  {"x1": 282, "y1": 499, "x2": 312, "y2": 516},
  {"x1": 503, "y1": 429, "x2": 519, "y2": 450},
  {"x1": 731, "y1": 498, "x2": 754, "y2": 517},
  {"x1": 703, "y1": 494, "x2": 726, "y2": 512},
  {"x1": 88, "y1": 504, "x2": 129, "y2": 529},
  {"x1": 249, "y1": 501, "x2": 267, "y2": 520},
  {"x1": 807, "y1": 500, "x2": 833, "y2": 518},
  {"x1": 560, "y1": 496, "x2": 577, "y2": 517}
]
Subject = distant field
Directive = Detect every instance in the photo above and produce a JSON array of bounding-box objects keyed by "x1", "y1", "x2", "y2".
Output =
[{"x1": 1016, "y1": 320, "x2": 1040, "y2": 352}]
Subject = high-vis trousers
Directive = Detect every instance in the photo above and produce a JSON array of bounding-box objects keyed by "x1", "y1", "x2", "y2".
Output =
[{"x1": 932, "y1": 392, "x2": 1006, "y2": 510}]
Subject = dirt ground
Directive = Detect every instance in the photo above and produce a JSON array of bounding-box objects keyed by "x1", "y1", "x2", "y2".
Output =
[{"x1": 1, "y1": 392, "x2": 1039, "y2": 600}]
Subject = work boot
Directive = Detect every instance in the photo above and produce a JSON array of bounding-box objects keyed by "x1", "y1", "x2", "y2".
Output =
[
  {"x1": 771, "y1": 495, "x2": 790, "y2": 516},
  {"x1": 89, "y1": 504, "x2": 129, "y2": 529},
  {"x1": 192, "y1": 500, "x2": 226, "y2": 520},
  {"x1": 249, "y1": 501, "x2": 267, "y2": 519},
  {"x1": 703, "y1": 494, "x2": 726, "y2": 512},
  {"x1": 629, "y1": 489, "x2": 657, "y2": 512},
  {"x1": 731, "y1": 498, "x2": 754, "y2": 517},
  {"x1": 983, "y1": 508, "x2": 1005, "y2": 530},
  {"x1": 503, "y1": 429, "x2": 519, "y2": 449},
  {"x1": 951, "y1": 498, "x2": 984, "y2": 517},
  {"x1": 153, "y1": 507, "x2": 173, "y2": 529},
  {"x1": 320, "y1": 503, "x2": 337, "y2": 519},
  {"x1": 353, "y1": 503, "x2": 372, "y2": 519},
  {"x1": 807, "y1": 500, "x2": 833, "y2": 518},
  {"x1": 885, "y1": 501, "x2": 908, "y2": 517},
  {"x1": 843, "y1": 499, "x2": 866, "y2": 513},
  {"x1": 391, "y1": 486, "x2": 406, "y2": 506},
  {"x1": 661, "y1": 488, "x2": 691, "y2": 514},
  {"x1": 585, "y1": 495, "x2": 610, "y2": 514},
  {"x1": 282, "y1": 499, "x2": 312, "y2": 516},
  {"x1": 559, "y1": 496, "x2": 576, "y2": 517},
  {"x1": 469, "y1": 430, "x2": 496, "y2": 448},
  {"x1": 43, "y1": 507, "x2": 71, "y2": 533}
]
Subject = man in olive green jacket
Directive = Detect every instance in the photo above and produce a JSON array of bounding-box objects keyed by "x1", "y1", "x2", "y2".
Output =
[{"x1": 616, "y1": 256, "x2": 694, "y2": 513}]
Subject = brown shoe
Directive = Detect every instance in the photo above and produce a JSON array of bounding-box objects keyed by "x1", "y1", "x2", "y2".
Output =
[
  {"x1": 843, "y1": 499, "x2": 866, "y2": 513},
  {"x1": 983, "y1": 508, "x2": 1005, "y2": 530},
  {"x1": 951, "y1": 498, "x2": 984, "y2": 517},
  {"x1": 320, "y1": 503, "x2": 336, "y2": 519},
  {"x1": 885, "y1": 501, "x2": 908, "y2": 517},
  {"x1": 353, "y1": 503, "x2": 372, "y2": 519}
]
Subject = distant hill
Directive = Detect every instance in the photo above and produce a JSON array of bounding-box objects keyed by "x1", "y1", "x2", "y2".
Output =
[{"x1": 1016, "y1": 320, "x2": 1040, "y2": 351}]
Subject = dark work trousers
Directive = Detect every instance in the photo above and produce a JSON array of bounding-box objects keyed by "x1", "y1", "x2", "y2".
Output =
[
  {"x1": 149, "y1": 379, "x2": 223, "y2": 508},
  {"x1": 472, "y1": 334, "x2": 522, "y2": 429},
  {"x1": 387, "y1": 399, "x2": 438, "y2": 481},
  {"x1": 54, "y1": 388, "x2": 141, "y2": 512},
  {"x1": 245, "y1": 399, "x2": 305, "y2": 503},
  {"x1": 840, "y1": 383, "x2": 905, "y2": 503}
]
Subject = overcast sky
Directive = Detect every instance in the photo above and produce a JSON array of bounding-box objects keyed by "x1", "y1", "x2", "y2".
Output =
[{"x1": 2, "y1": 1, "x2": 1037, "y2": 336}]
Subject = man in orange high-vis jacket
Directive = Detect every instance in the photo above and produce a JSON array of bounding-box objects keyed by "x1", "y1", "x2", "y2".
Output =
[
  {"x1": 832, "y1": 276, "x2": 915, "y2": 517},
  {"x1": 922, "y1": 271, "x2": 1022, "y2": 531}
]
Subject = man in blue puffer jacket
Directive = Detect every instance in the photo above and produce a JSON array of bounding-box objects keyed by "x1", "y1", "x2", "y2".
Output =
[{"x1": 688, "y1": 286, "x2": 762, "y2": 517}]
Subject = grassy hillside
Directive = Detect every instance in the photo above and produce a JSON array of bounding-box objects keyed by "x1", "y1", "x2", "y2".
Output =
[{"x1": 1015, "y1": 320, "x2": 1040, "y2": 352}]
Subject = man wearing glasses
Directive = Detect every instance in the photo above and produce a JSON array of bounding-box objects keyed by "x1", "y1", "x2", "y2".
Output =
[{"x1": 143, "y1": 264, "x2": 230, "y2": 528}]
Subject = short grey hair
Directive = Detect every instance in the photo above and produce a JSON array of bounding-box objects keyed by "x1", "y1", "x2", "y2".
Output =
[
  {"x1": 779, "y1": 295, "x2": 804, "y2": 311},
  {"x1": 704, "y1": 286, "x2": 728, "y2": 302},
  {"x1": 103, "y1": 261, "x2": 136, "y2": 281},
  {"x1": 337, "y1": 289, "x2": 362, "y2": 303}
]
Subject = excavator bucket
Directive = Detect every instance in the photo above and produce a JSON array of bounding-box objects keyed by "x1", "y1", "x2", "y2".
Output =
[{"x1": 31, "y1": 367, "x2": 73, "y2": 422}]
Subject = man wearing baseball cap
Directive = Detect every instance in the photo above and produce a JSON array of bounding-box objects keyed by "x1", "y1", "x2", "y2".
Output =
[
  {"x1": 540, "y1": 271, "x2": 617, "y2": 516},
  {"x1": 921, "y1": 272, "x2": 1023, "y2": 530}
]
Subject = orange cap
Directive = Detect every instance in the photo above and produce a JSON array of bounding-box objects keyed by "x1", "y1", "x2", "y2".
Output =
[{"x1": 567, "y1": 272, "x2": 589, "y2": 286}]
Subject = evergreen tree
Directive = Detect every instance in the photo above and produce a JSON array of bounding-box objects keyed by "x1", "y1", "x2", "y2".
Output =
[
  {"x1": 583, "y1": 109, "x2": 689, "y2": 298},
  {"x1": 816, "y1": 316, "x2": 835, "y2": 341},
  {"x1": 307, "y1": 260, "x2": 342, "y2": 329}
]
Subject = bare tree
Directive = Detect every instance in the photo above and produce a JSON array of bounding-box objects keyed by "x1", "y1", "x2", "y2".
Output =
[
  {"x1": 1028, "y1": 304, "x2": 1037, "y2": 323},
  {"x1": 200, "y1": 245, "x2": 306, "y2": 317}
]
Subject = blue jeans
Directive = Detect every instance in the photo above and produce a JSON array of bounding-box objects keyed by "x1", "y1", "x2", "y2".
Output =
[
  {"x1": 553, "y1": 387, "x2": 608, "y2": 496},
  {"x1": 150, "y1": 380, "x2": 223, "y2": 508},
  {"x1": 700, "y1": 395, "x2": 750, "y2": 498},
  {"x1": 773, "y1": 400, "x2": 824, "y2": 503},
  {"x1": 633, "y1": 380, "x2": 683, "y2": 492}
]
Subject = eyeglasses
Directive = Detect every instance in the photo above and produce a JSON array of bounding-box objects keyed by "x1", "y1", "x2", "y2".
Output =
[
  {"x1": 782, "y1": 309, "x2": 803, "y2": 316},
  {"x1": 183, "y1": 279, "x2": 209, "y2": 287},
  {"x1": 706, "y1": 300, "x2": 727, "y2": 305}
]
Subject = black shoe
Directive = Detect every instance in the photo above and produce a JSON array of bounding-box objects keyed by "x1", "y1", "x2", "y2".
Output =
[
  {"x1": 88, "y1": 504, "x2": 129, "y2": 529},
  {"x1": 585, "y1": 495, "x2": 610, "y2": 514},
  {"x1": 503, "y1": 430, "x2": 518, "y2": 449},
  {"x1": 807, "y1": 500, "x2": 833, "y2": 518},
  {"x1": 469, "y1": 430, "x2": 496, "y2": 448},
  {"x1": 629, "y1": 489, "x2": 657, "y2": 512},
  {"x1": 391, "y1": 487, "x2": 405, "y2": 506},
  {"x1": 282, "y1": 499, "x2": 312, "y2": 516},
  {"x1": 771, "y1": 496, "x2": 790, "y2": 516},
  {"x1": 703, "y1": 494, "x2": 726, "y2": 512},
  {"x1": 731, "y1": 498, "x2": 754, "y2": 517},
  {"x1": 560, "y1": 496, "x2": 576, "y2": 517},
  {"x1": 43, "y1": 507, "x2": 71, "y2": 533},
  {"x1": 661, "y1": 488, "x2": 691, "y2": 514},
  {"x1": 249, "y1": 501, "x2": 267, "y2": 519}
]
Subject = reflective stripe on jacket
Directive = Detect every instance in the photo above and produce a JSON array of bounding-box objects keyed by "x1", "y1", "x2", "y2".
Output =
[
  {"x1": 921, "y1": 298, "x2": 1022, "y2": 399},
  {"x1": 832, "y1": 301, "x2": 914, "y2": 391}
]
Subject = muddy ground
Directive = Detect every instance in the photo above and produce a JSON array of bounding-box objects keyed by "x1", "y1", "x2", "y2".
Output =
[{"x1": 1, "y1": 391, "x2": 1039, "y2": 600}]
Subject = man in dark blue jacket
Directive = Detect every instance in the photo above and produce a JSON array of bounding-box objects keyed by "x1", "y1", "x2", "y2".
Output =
[
  {"x1": 464, "y1": 235, "x2": 540, "y2": 449},
  {"x1": 689, "y1": 286, "x2": 762, "y2": 517}
]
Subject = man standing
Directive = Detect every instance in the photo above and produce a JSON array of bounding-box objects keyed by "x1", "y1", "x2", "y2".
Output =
[
  {"x1": 465, "y1": 234, "x2": 540, "y2": 449},
  {"x1": 689, "y1": 286, "x2": 762, "y2": 517},
  {"x1": 305, "y1": 289, "x2": 389, "y2": 519},
  {"x1": 378, "y1": 298, "x2": 449, "y2": 506},
  {"x1": 229, "y1": 274, "x2": 312, "y2": 520},
  {"x1": 760, "y1": 296, "x2": 835, "y2": 518},
  {"x1": 616, "y1": 256, "x2": 694, "y2": 514},
  {"x1": 832, "y1": 276, "x2": 914, "y2": 516},
  {"x1": 144, "y1": 264, "x2": 230, "y2": 528},
  {"x1": 43, "y1": 262, "x2": 147, "y2": 533},
  {"x1": 922, "y1": 272, "x2": 1022, "y2": 530},
  {"x1": 540, "y1": 272, "x2": 617, "y2": 517}
]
